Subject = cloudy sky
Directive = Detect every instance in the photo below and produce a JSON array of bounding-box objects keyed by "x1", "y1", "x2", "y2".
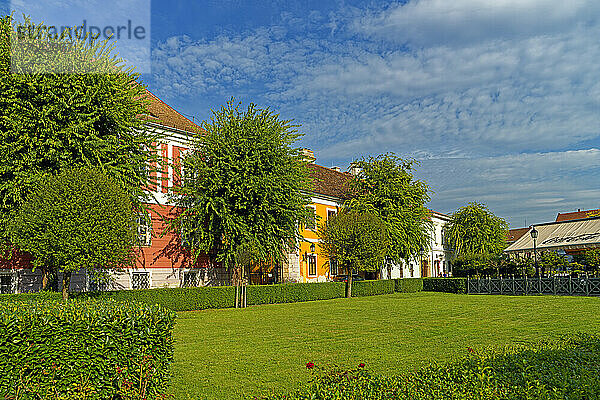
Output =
[{"x1": 6, "y1": 0, "x2": 600, "y2": 227}]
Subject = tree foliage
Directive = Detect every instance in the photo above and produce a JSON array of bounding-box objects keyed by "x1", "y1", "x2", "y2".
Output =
[
  {"x1": 446, "y1": 202, "x2": 508, "y2": 260},
  {"x1": 9, "y1": 167, "x2": 136, "y2": 300},
  {"x1": 0, "y1": 15, "x2": 156, "y2": 240},
  {"x1": 573, "y1": 248, "x2": 600, "y2": 271},
  {"x1": 172, "y1": 100, "x2": 312, "y2": 281},
  {"x1": 348, "y1": 154, "x2": 431, "y2": 265},
  {"x1": 318, "y1": 210, "x2": 388, "y2": 297}
]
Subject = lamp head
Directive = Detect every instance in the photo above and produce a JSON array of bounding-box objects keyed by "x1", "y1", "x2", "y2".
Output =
[
  {"x1": 310, "y1": 243, "x2": 316, "y2": 253},
  {"x1": 530, "y1": 226, "x2": 538, "y2": 239}
]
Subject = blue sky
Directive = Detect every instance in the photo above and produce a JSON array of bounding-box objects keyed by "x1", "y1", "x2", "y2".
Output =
[{"x1": 5, "y1": 0, "x2": 600, "y2": 227}]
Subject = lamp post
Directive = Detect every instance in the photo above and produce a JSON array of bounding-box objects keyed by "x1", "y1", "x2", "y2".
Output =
[{"x1": 530, "y1": 225, "x2": 538, "y2": 277}]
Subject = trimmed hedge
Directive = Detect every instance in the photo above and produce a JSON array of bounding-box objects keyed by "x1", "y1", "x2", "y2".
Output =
[
  {"x1": 394, "y1": 278, "x2": 423, "y2": 293},
  {"x1": 265, "y1": 334, "x2": 600, "y2": 399},
  {"x1": 0, "y1": 299, "x2": 175, "y2": 399},
  {"x1": 247, "y1": 282, "x2": 346, "y2": 305},
  {"x1": 82, "y1": 286, "x2": 236, "y2": 311},
  {"x1": 423, "y1": 278, "x2": 467, "y2": 294},
  {"x1": 352, "y1": 280, "x2": 395, "y2": 297}
]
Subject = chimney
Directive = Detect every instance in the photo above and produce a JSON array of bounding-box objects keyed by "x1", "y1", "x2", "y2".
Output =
[
  {"x1": 301, "y1": 148, "x2": 316, "y2": 164},
  {"x1": 331, "y1": 166, "x2": 341, "y2": 172},
  {"x1": 348, "y1": 162, "x2": 362, "y2": 176}
]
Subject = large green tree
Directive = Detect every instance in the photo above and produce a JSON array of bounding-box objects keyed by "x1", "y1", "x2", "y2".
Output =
[
  {"x1": 0, "y1": 15, "x2": 156, "y2": 247},
  {"x1": 9, "y1": 168, "x2": 136, "y2": 301},
  {"x1": 171, "y1": 100, "x2": 312, "y2": 284},
  {"x1": 445, "y1": 202, "x2": 508, "y2": 275},
  {"x1": 348, "y1": 154, "x2": 431, "y2": 269},
  {"x1": 318, "y1": 210, "x2": 388, "y2": 297}
]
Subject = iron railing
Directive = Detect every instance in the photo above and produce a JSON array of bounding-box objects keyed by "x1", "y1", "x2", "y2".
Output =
[{"x1": 467, "y1": 275, "x2": 600, "y2": 296}]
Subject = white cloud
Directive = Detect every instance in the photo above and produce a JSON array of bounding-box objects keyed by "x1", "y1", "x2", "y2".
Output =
[
  {"x1": 353, "y1": 0, "x2": 600, "y2": 47},
  {"x1": 416, "y1": 149, "x2": 600, "y2": 226},
  {"x1": 150, "y1": 2, "x2": 600, "y2": 224}
]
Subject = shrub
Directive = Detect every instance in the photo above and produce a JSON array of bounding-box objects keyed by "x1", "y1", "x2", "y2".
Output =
[
  {"x1": 263, "y1": 334, "x2": 600, "y2": 399},
  {"x1": 394, "y1": 278, "x2": 423, "y2": 293},
  {"x1": 0, "y1": 299, "x2": 175, "y2": 399},
  {"x1": 82, "y1": 286, "x2": 236, "y2": 312},
  {"x1": 351, "y1": 280, "x2": 395, "y2": 297},
  {"x1": 422, "y1": 278, "x2": 467, "y2": 294},
  {"x1": 247, "y1": 282, "x2": 346, "y2": 305}
]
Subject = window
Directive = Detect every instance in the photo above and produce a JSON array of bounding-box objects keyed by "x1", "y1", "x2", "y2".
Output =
[
  {"x1": 308, "y1": 255, "x2": 317, "y2": 276},
  {"x1": 0, "y1": 274, "x2": 13, "y2": 294},
  {"x1": 327, "y1": 209, "x2": 337, "y2": 222},
  {"x1": 329, "y1": 258, "x2": 338, "y2": 276},
  {"x1": 131, "y1": 271, "x2": 150, "y2": 289},
  {"x1": 88, "y1": 274, "x2": 109, "y2": 291},
  {"x1": 137, "y1": 212, "x2": 152, "y2": 246},
  {"x1": 183, "y1": 270, "x2": 198, "y2": 287},
  {"x1": 306, "y1": 206, "x2": 317, "y2": 230}
]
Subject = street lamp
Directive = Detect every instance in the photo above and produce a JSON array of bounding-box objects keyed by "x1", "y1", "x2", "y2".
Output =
[{"x1": 530, "y1": 225, "x2": 538, "y2": 277}]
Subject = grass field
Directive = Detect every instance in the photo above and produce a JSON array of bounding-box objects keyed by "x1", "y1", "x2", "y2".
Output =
[{"x1": 171, "y1": 292, "x2": 600, "y2": 399}]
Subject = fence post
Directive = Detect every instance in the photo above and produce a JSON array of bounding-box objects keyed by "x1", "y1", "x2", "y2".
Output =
[
  {"x1": 500, "y1": 275, "x2": 503, "y2": 295},
  {"x1": 586, "y1": 274, "x2": 590, "y2": 297},
  {"x1": 538, "y1": 274, "x2": 541, "y2": 295},
  {"x1": 553, "y1": 275, "x2": 557, "y2": 296},
  {"x1": 467, "y1": 275, "x2": 470, "y2": 294},
  {"x1": 569, "y1": 275, "x2": 572, "y2": 296},
  {"x1": 524, "y1": 274, "x2": 528, "y2": 296}
]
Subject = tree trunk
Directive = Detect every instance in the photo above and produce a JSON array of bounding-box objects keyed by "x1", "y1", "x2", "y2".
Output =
[
  {"x1": 62, "y1": 271, "x2": 71, "y2": 302},
  {"x1": 346, "y1": 272, "x2": 352, "y2": 298}
]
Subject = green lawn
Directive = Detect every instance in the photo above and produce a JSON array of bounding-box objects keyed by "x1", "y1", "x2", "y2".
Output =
[{"x1": 171, "y1": 292, "x2": 600, "y2": 399}]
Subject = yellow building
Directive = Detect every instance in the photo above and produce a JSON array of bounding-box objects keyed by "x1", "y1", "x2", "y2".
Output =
[{"x1": 283, "y1": 153, "x2": 353, "y2": 283}]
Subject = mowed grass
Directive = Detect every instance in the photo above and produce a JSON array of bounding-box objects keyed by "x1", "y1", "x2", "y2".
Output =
[{"x1": 171, "y1": 292, "x2": 600, "y2": 399}]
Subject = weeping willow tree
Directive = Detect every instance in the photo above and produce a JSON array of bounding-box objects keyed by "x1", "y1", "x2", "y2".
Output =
[{"x1": 445, "y1": 202, "x2": 508, "y2": 275}]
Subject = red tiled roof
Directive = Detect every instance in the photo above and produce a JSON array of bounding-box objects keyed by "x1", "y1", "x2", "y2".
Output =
[
  {"x1": 141, "y1": 88, "x2": 202, "y2": 133},
  {"x1": 556, "y1": 209, "x2": 600, "y2": 222},
  {"x1": 308, "y1": 164, "x2": 353, "y2": 199},
  {"x1": 507, "y1": 227, "x2": 529, "y2": 243}
]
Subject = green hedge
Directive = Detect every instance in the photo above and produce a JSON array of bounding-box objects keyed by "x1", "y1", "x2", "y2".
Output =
[
  {"x1": 247, "y1": 282, "x2": 346, "y2": 305},
  {"x1": 393, "y1": 278, "x2": 423, "y2": 293},
  {"x1": 423, "y1": 278, "x2": 467, "y2": 294},
  {"x1": 0, "y1": 299, "x2": 175, "y2": 399},
  {"x1": 352, "y1": 280, "x2": 395, "y2": 297},
  {"x1": 81, "y1": 286, "x2": 236, "y2": 311},
  {"x1": 264, "y1": 334, "x2": 600, "y2": 399}
]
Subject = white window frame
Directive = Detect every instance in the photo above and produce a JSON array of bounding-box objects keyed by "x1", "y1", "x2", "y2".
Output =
[
  {"x1": 0, "y1": 271, "x2": 16, "y2": 294},
  {"x1": 326, "y1": 208, "x2": 337, "y2": 223},
  {"x1": 131, "y1": 271, "x2": 151, "y2": 290},
  {"x1": 182, "y1": 269, "x2": 199, "y2": 287},
  {"x1": 137, "y1": 211, "x2": 152, "y2": 246}
]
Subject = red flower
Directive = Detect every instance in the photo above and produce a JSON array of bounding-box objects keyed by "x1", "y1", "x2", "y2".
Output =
[
  {"x1": 358, "y1": 363, "x2": 365, "y2": 368},
  {"x1": 306, "y1": 362, "x2": 314, "y2": 369}
]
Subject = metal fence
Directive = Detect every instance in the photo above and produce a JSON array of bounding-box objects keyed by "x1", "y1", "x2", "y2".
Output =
[{"x1": 467, "y1": 275, "x2": 600, "y2": 296}]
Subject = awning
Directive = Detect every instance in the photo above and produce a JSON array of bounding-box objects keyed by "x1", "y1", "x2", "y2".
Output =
[{"x1": 504, "y1": 216, "x2": 600, "y2": 253}]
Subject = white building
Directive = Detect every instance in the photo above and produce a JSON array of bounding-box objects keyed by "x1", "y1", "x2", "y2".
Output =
[{"x1": 381, "y1": 210, "x2": 454, "y2": 279}]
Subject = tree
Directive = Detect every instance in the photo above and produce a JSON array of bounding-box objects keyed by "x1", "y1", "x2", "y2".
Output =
[
  {"x1": 0, "y1": 15, "x2": 156, "y2": 271},
  {"x1": 445, "y1": 202, "x2": 508, "y2": 275},
  {"x1": 9, "y1": 168, "x2": 136, "y2": 301},
  {"x1": 172, "y1": 100, "x2": 312, "y2": 284},
  {"x1": 348, "y1": 154, "x2": 431, "y2": 270},
  {"x1": 573, "y1": 248, "x2": 600, "y2": 271},
  {"x1": 318, "y1": 210, "x2": 388, "y2": 297},
  {"x1": 539, "y1": 251, "x2": 568, "y2": 274}
]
